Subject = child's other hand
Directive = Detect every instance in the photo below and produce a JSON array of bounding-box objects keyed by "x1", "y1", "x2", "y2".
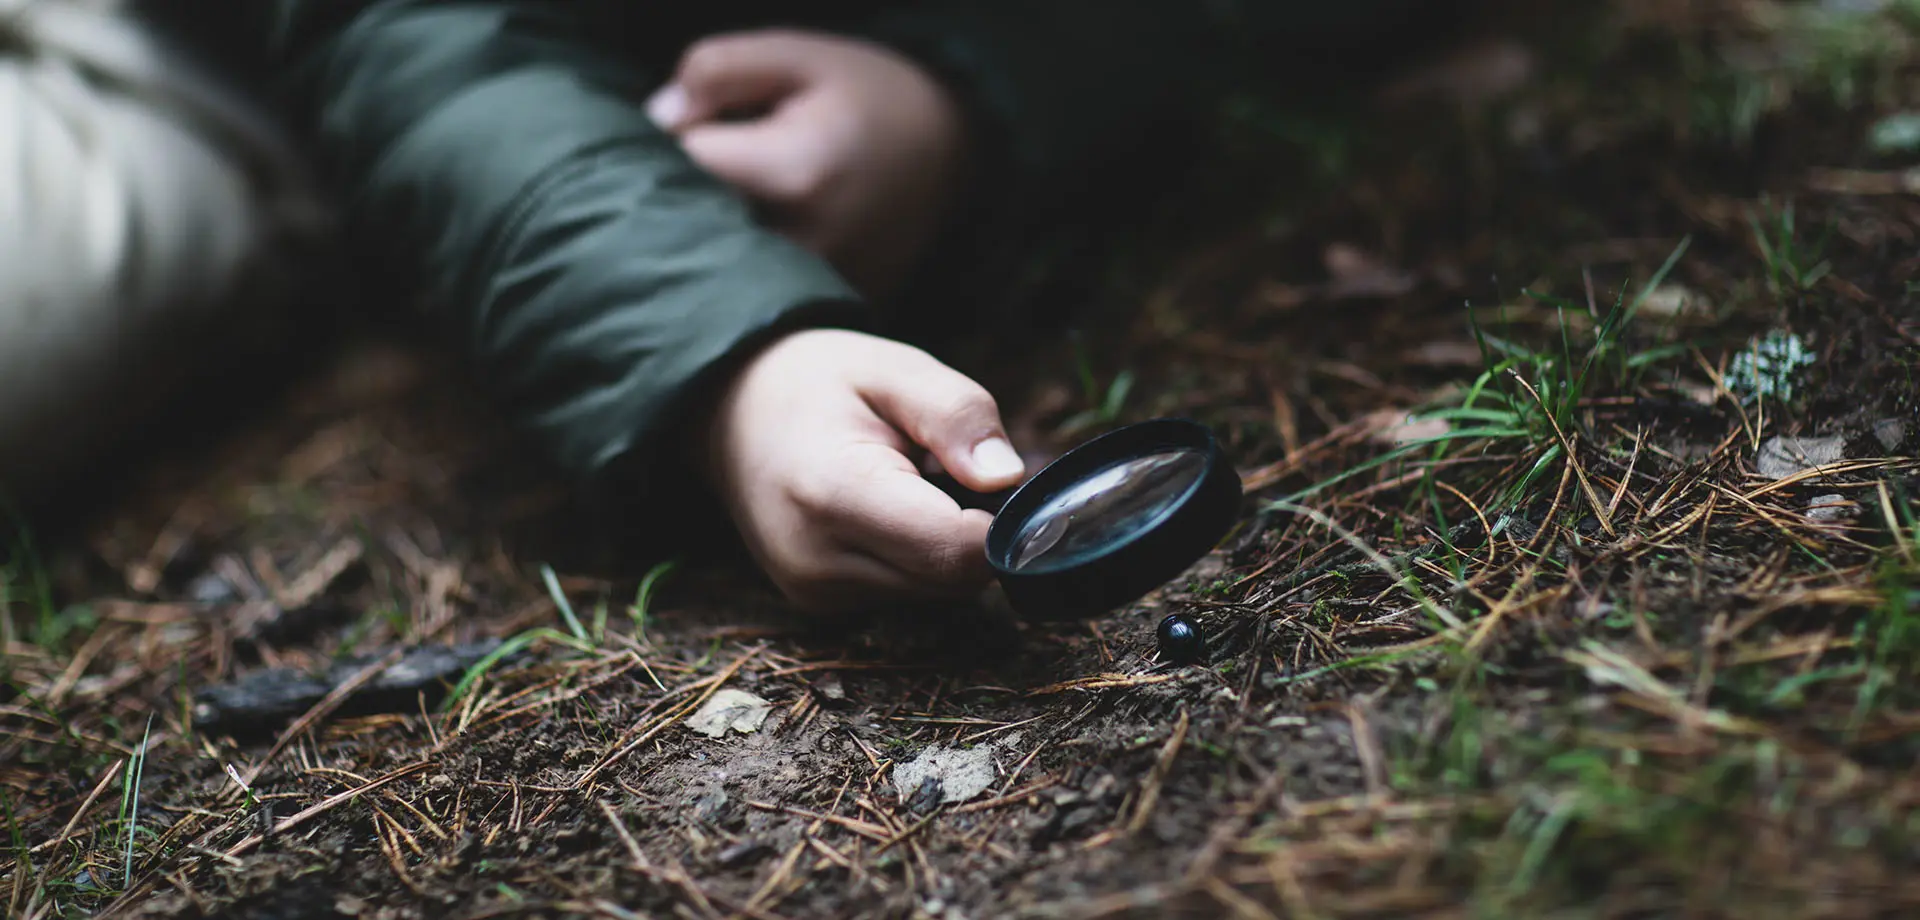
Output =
[
  {"x1": 700, "y1": 329, "x2": 1025, "y2": 612},
  {"x1": 647, "y1": 30, "x2": 968, "y2": 299}
]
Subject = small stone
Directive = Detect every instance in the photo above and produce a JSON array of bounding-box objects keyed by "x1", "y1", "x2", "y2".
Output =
[
  {"x1": 716, "y1": 840, "x2": 773, "y2": 868},
  {"x1": 811, "y1": 674, "x2": 847, "y2": 702},
  {"x1": 693, "y1": 788, "x2": 730, "y2": 824},
  {"x1": 186, "y1": 572, "x2": 242, "y2": 606},
  {"x1": 1806, "y1": 494, "x2": 1859, "y2": 529},
  {"x1": 1059, "y1": 806, "x2": 1102, "y2": 835},
  {"x1": 908, "y1": 776, "x2": 945, "y2": 815},
  {"x1": 1873, "y1": 418, "x2": 1909, "y2": 453},
  {"x1": 1756, "y1": 435, "x2": 1846, "y2": 480}
]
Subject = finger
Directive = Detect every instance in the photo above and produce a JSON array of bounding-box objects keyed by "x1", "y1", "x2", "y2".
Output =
[
  {"x1": 678, "y1": 119, "x2": 826, "y2": 205},
  {"x1": 777, "y1": 547, "x2": 925, "y2": 613},
  {"x1": 826, "y1": 462, "x2": 995, "y2": 589},
  {"x1": 650, "y1": 32, "x2": 815, "y2": 130},
  {"x1": 857, "y1": 349, "x2": 1025, "y2": 493}
]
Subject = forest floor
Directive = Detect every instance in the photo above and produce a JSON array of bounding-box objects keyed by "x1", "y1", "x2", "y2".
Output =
[{"x1": 6, "y1": 2, "x2": 1920, "y2": 918}]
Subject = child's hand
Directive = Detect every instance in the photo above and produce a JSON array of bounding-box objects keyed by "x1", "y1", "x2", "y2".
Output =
[
  {"x1": 647, "y1": 30, "x2": 968, "y2": 299},
  {"x1": 699, "y1": 329, "x2": 1025, "y2": 612}
]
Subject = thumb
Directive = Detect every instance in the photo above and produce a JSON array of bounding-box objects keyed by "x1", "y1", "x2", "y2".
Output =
[
  {"x1": 648, "y1": 33, "x2": 810, "y2": 130},
  {"x1": 859, "y1": 347, "x2": 1026, "y2": 494}
]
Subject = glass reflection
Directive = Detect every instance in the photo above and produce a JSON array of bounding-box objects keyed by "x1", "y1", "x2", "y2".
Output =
[{"x1": 1008, "y1": 448, "x2": 1207, "y2": 571}]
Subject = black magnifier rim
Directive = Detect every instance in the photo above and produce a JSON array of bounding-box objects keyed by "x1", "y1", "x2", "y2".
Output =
[{"x1": 986, "y1": 418, "x2": 1242, "y2": 621}]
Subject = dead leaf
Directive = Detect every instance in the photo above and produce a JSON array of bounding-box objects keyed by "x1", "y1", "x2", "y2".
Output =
[
  {"x1": 687, "y1": 689, "x2": 772, "y2": 738},
  {"x1": 1637, "y1": 283, "x2": 1708, "y2": 318},
  {"x1": 1400, "y1": 341, "x2": 1486, "y2": 368},
  {"x1": 1362, "y1": 408, "x2": 1450, "y2": 445},
  {"x1": 1323, "y1": 244, "x2": 1418, "y2": 300}
]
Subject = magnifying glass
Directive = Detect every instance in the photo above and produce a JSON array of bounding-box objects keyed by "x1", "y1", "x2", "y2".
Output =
[{"x1": 941, "y1": 418, "x2": 1243, "y2": 621}]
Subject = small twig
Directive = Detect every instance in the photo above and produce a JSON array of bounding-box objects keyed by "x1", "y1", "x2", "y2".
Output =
[
  {"x1": 1346, "y1": 704, "x2": 1389, "y2": 798},
  {"x1": 240, "y1": 647, "x2": 407, "y2": 788},
  {"x1": 873, "y1": 810, "x2": 940, "y2": 857},
  {"x1": 948, "y1": 778, "x2": 1061, "y2": 815},
  {"x1": 1025, "y1": 673, "x2": 1181, "y2": 696},
  {"x1": 743, "y1": 801, "x2": 889, "y2": 842},
  {"x1": 1126, "y1": 708, "x2": 1190, "y2": 835},
  {"x1": 597, "y1": 800, "x2": 652, "y2": 869},
  {"x1": 225, "y1": 761, "x2": 434, "y2": 858},
  {"x1": 28, "y1": 756, "x2": 124, "y2": 854},
  {"x1": 1184, "y1": 765, "x2": 1287, "y2": 885},
  {"x1": 572, "y1": 645, "x2": 765, "y2": 790}
]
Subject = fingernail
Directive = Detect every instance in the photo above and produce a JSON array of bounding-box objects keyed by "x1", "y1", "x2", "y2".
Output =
[
  {"x1": 646, "y1": 84, "x2": 687, "y2": 129},
  {"x1": 971, "y1": 437, "x2": 1025, "y2": 481}
]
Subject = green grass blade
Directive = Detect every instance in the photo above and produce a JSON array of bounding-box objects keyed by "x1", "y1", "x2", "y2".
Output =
[
  {"x1": 1404, "y1": 426, "x2": 1536, "y2": 442},
  {"x1": 539, "y1": 564, "x2": 588, "y2": 643},
  {"x1": 629, "y1": 559, "x2": 680, "y2": 643},
  {"x1": 441, "y1": 628, "x2": 592, "y2": 711},
  {"x1": 1623, "y1": 236, "x2": 1693, "y2": 321},
  {"x1": 1280, "y1": 443, "x2": 1423, "y2": 503},
  {"x1": 1102, "y1": 370, "x2": 1135, "y2": 421},
  {"x1": 124, "y1": 713, "x2": 153, "y2": 888},
  {"x1": 1509, "y1": 794, "x2": 1580, "y2": 897},
  {"x1": 1422, "y1": 407, "x2": 1525, "y2": 424}
]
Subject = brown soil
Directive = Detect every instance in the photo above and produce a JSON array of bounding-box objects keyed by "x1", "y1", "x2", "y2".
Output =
[{"x1": 7, "y1": 3, "x2": 1920, "y2": 919}]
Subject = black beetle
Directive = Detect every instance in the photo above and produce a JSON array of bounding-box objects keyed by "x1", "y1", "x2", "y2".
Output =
[{"x1": 1156, "y1": 613, "x2": 1207, "y2": 666}]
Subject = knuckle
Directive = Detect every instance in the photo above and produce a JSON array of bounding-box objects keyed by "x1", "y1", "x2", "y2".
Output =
[
  {"x1": 921, "y1": 543, "x2": 970, "y2": 583},
  {"x1": 932, "y1": 383, "x2": 997, "y2": 430},
  {"x1": 676, "y1": 38, "x2": 730, "y2": 81},
  {"x1": 923, "y1": 541, "x2": 984, "y2": 588},
  {"x1": 784, "y1": 474, "x2": 839, "y2": 517},
  {"x1": 785, "y1": 460, "x2": 866, "y2": 525}
]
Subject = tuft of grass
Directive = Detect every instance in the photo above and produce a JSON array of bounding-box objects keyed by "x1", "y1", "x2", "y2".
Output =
[
  {"x1": 1679, "y1": 1, "x2": 1919, "y2": 146},
  {"x1": 1, "y1": 499, "x2": 65, "y2": 652},
  {"x1": 1749, "y1": 198, "x2": 1833, "y2": 296},
  {"x1": 627, "y1": 559, "x2": 679, "y2": 644},
  {"x1": 1848, "y1": 551, "x2": 1920, "y2": 736},
  {"x1": 1060, "y1": 331, "x2": 1135, "y2": 435},
  {"x1": 1389, "y1": 696, "x2": 1802, "y2": 915},
  {"x1": 442, "y1": 628, "x2": 593, "y2": 712},
  {"x1": 445, "y1": 560, "x2": 680, "y2": 712},
  {"x1": 1284, "y1": 238, "x2": 1691, "y2": 512}
]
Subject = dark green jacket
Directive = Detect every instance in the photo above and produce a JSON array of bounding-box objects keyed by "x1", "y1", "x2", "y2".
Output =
[{"x1": 153, "y1": 0, "x2": 1429, "y2": 513}]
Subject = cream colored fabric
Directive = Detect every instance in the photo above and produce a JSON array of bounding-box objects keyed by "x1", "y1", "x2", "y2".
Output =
[{"x1": 0, "y1": 0, "x2": 326, "y2": 492}]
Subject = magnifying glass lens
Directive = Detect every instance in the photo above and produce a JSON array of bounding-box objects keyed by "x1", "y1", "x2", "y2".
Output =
[{"x1": 1008, "y1": 448, "x2": 1209, "y2": 571}]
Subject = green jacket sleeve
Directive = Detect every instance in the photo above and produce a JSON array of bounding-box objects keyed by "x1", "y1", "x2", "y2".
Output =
[{"x1": 259, "y1": 2, "x2": 867, "y2": 497}]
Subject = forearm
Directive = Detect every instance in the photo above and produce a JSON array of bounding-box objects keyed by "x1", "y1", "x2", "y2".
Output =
[{"x1": 263, "y1": 2, "x2": 866, "y2": 490}]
